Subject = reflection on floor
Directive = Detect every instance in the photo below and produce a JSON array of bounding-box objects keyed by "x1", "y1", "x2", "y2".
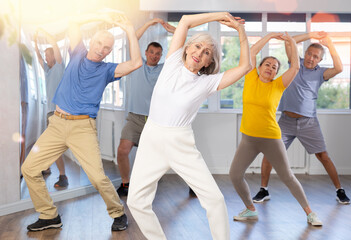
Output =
[{"x1": 20, "y1": 155, "x2": 120, "y2": 199}]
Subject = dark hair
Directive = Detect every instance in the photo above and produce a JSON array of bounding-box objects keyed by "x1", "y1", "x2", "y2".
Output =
[
  {"x1": 146, "y1": 42, "x2": 163, "y2": 51},
  {"x1": 259, "y1": 56, "x2": 281, "y2": 74},
  {"x1": 307, "y1": 43, "x2": 325, "y2": 59}
]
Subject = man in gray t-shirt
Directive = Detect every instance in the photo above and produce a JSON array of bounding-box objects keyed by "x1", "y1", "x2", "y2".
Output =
[
  {"x1": 116, "y1": 18, "x2": 175, "y2": 196},
  {"x1": 34, "y1": 29, "x2": 68, "y2": 188},
  {"x1": 253, "y1": 32, "x2": 350, "y2": 204}
]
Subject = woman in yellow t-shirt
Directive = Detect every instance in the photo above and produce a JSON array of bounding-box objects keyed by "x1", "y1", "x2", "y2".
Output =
[{"x1": 229, "y1": 32, "x2": 322, "y2": 226}]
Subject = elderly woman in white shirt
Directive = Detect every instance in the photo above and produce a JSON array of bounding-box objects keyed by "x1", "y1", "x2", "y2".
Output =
[{"x1": 127, "y1": 12, "x2": 251, "y2": 240}]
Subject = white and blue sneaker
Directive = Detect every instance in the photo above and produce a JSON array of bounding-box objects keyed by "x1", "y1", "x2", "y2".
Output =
[
  {"x1": 307, "y1": 212, "x2": 322, "y2": 226},
  {"x1": 233, "y1": 208, "x2": 258, "y2": 221}
]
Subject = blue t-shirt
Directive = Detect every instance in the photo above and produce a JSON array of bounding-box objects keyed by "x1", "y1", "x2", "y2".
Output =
[
  {"x1": 127, "y1": 59, "x2": 163, "y2": 116},
  {"x1": 53, "y1": 41, "x2": 120, "y2": 118},
  {"x1": 278, "y1": 58, "x2": 328, "y2": 117}
]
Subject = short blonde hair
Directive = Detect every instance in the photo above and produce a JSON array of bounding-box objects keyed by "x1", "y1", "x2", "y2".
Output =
[{"x1": 182, "y1": 33, "x2": 220, "y2": 75}]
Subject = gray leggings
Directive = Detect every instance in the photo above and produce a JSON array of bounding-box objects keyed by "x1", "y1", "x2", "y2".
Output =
[{"x1": 230, "y1": 133, "x2": 309, "y2": 209}]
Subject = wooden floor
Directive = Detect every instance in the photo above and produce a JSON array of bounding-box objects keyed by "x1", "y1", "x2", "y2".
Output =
[{"x1": 3, "y1": 174, "x2": 351, "y2": 240}]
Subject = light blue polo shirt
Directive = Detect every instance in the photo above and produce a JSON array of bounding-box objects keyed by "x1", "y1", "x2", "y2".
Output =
[
  {"x1": 127, "y1": 58, "x2": 163, "y2": 116},
  {"x1": 53, "y1": 41, "x2": 119, "y2": 118},
  {"x1": 278, "y1": 58, "x2": 328, "y2": 117},
  {"x1": 44, "y1": 61, "x2": 65, "y2": 113}
]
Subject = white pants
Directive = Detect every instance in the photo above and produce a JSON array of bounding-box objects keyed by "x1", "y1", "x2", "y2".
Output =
[{"x1": 127, "y1": 120, "x2": 230, "y2": 240}]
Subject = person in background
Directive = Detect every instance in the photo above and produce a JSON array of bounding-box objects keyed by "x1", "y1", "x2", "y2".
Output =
[
  {"x1": 34, "y1": 28, "x2": 68, "y2": 188},
  {"x1": 116, "y1": 18, "x2": 175, "y2": 196},
  {"x1": 252, "y1": 32, "x2": 349, "y2": 205}
]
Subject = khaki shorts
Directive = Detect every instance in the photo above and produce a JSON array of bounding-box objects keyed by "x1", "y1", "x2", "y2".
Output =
[
  {"x1": 279, "y1": 112, "x2": 326, "y2": 154},
  {"x1": 121, "y1": 112, "x2": 147, "y2": 146}
]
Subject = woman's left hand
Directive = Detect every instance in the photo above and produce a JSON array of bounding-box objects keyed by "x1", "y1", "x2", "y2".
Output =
[{"x1": 219, "y1": 14, "x2": 245, "y2": 31}]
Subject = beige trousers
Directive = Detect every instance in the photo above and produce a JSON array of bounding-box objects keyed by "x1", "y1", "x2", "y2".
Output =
[{"x1": 21, "y1": 114, "x2": 124, "y2": 219}]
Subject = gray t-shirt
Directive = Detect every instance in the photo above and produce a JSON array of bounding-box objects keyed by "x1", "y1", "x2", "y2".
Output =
[
  {"x1": 278, "y1": 58, "x2": 328, "y2": 117},
  {"x1": 44, "y1": 62, "x2": 65, "y2": 113},
  {"x1": 127, "y1": 58, "x2": 163, "y2": 116}
]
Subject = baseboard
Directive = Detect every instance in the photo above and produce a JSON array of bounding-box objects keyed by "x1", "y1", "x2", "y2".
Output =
[
  {"x1": 308, "y1": 167, "x2": 351, "y2": 175},
  {"x1": 0, "y1": 179, "x2": 121, "y2": 217}
]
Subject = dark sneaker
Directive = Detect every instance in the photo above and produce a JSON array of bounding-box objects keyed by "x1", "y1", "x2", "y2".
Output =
[
  {"x1": 111, "y1": 214, "x2": 128, "y2": 231},
  {"x1": 27, "y1": 215, "x2": 62, "y2": 231},
  {"x1": 41, "y1": 168, "x2": 51, "y2": 175},
  {"x1": 252, "y1": 188, "x2": 270, "y2": 203},
  {"x1": 54, "y1": 175, "x2": 69, "y2": 188},
  {"x1": 336, "y1": 189, "x2": 350, "y2": 205},
  {"x1": 117, "y1": 183, "x2": 129, "y2": 196},
  {"x1": 189, "y1": 187, "x2": 197, "y2": 197}
]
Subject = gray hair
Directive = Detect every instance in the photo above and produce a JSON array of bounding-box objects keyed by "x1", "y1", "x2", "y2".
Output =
[
  {"x1": 182, "y1": 33, "x2": 220, "y2": 75},
  {"x1": 307, "y1": 43, "x2": 325, "y2": 59},
  {"x1": 91, "y1": 30, "x2": 115, "y2": 47}
]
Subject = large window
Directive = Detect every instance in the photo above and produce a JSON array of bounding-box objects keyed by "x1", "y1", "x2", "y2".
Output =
[
  {"x1": 220, "y1": 36, "x2": 261, "y2": 109},
  {"x1": 311, "y1": 13, "x2": 351, "y2": 109},
  {"x1": 100, "y1": 27, "x2": 126, "y2": 108},
  {"x1": 104, "y1": 12, "x2": 351, "y2": 112},
  {"x1": 164, "y1": 12, "x2": 351, "y2": 111}
]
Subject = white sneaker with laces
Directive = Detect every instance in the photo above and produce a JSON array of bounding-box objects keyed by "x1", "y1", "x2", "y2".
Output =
[
  {"x1": 307, "y1": 212, "x2": 322, "y2": 226},
  {"x1": 233, "y1": 208, "x2": 258, "y2": 221}
]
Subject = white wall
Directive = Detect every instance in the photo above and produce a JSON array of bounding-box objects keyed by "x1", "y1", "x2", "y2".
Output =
[
  {"x1": 140, "y1": 0, "x2": 351, "y2": 13},
  {"x1": 0, "y1": 25, "x2": 21, "y2": 205},
  {"x1": 194, "y1": 112, "x2": 351, "y2": 175},
  {"x1": 98, "y1": 109, "x2": 351, "y2": 175}
]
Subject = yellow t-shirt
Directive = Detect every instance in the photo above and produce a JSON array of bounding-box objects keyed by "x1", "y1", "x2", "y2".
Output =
[{"x1": 240, "y1": 68, "x2": 286, "y2": 139}]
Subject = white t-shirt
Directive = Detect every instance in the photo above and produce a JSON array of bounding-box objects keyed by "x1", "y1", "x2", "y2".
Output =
[{"x1": 149, "y1": 48, "x2": 223, "y2": 127}]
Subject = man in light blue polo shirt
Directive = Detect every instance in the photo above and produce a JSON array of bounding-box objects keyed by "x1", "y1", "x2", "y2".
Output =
[
  {"x1": 253, "y1": 32, "x2": 350, "y2": 204},
  {"x1": 116, "y1": 18, "x2": 175, "y2": 196},
  {"x1": 22, "y1": 12, "x2": 142, "y2": 232}
]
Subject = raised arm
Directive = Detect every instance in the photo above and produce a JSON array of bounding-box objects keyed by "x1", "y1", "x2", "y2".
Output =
[
  {"x1": 167, "y1": 12, "x2": 230, "y2": 58},
  {"x1": 34, "y1": 33, "x2": 44, "y2": 69},
  {"x1": 217, "y1": 15, "x2": 251, "y2": 90},
  {"x1": 285, "y1": 31, "x2": 327, "y2": 61},
  {"x1": 281, "y1": 33, "x2": 300, "y2": 87},
  {"x1": 135, "y1": 18, "x2": 176, "y2": 40},
  {"x1": 250, "y1": 32, "x2": 284, "y2": 70},
  {"x1": 68, "y1": 12, "x2": 116, "y2": 51},
  {"x1": 38, "y1": 28, "x2": 62, "y2": 64},
  {"x1": 113, "y1": 15, "x2": 142, "y2": 78},
  {"x1": 320, "y1": 36, "x2": 343, "y2": 80}
]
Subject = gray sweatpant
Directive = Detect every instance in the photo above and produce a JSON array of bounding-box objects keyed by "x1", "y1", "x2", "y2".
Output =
[{"x1": 230, "y1": 133, "x2": 309, "y2": 209}]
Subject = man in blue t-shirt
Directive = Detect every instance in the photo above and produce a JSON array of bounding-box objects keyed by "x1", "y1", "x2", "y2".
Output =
[
  {"x1": 22, "y1": 12, "x2": 142, "y2": 232},
  {"x1": 252, "y1": 32, "x2": 350, "y2": 204},
  {"x1": 34, "y1": 28, "x2": 68, "y2": 188},
  {"x1": 115, "y1": 18, "x2": 175, "y2": 196}
]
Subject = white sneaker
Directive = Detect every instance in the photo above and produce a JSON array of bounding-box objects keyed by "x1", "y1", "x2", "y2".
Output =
[
  {"x1": 233, "y1": 208, "x2": 258, "y2": 221},
  {"x1": 307, "y1": 212, "x2": 322, "y2": 226}
]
